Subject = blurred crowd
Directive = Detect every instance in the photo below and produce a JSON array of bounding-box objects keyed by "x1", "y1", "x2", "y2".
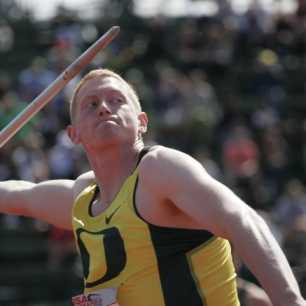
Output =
[{"x1": 0, "y1": 0, "x2": 306, "y2": 302}]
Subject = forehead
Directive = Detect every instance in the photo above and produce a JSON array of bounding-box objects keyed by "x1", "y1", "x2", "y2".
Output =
[{"x1": 77, "y1": 76, "x2": 126, "y2": 101}]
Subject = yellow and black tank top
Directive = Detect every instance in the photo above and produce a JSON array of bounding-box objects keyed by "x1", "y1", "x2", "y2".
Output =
[{"x1": 72, "y1": 148, "x2": 240, "y2": 306}]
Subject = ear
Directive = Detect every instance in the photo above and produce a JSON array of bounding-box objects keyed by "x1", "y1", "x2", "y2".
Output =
[
  {"x1": 138, "y1": 112, "x2": 148, "y2": 135},
  {"x1": 66, "y1": 124, "x2": 81, "y2": 144}
]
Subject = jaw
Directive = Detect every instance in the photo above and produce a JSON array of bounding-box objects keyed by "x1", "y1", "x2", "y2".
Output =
[
  {"x1": 81, "y1": 129, "x2": 138, "y2": 153},
  {"x1": 75, "y1": 115, "x2": 141, "y2": 152}
]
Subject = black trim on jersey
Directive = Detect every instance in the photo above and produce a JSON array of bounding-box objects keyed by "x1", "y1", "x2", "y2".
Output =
[
  {"x1": 136, "y1": 146, "x2": 152, "y2": 166},
  {"x1": 149, "y1": 225, "x2": 209, "y2": 306},
  {"x1": 88, "y1": 185, "x2": 100, "y2": 217}
]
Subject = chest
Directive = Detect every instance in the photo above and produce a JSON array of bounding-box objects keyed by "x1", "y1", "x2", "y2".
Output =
[
  {"x1": 134, "y1": 180, "x2": 203, "y2": 229},
  {"x1": 73, "y1": 182, "x2": 215, "y2": 296},
  {"x1": 75, "y1": 196, "x2": 162, "y2": 293}
]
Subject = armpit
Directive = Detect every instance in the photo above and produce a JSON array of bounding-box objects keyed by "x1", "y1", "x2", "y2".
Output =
[{"x1": 74, "y1": 171, "x2": 96, "y2": 200}]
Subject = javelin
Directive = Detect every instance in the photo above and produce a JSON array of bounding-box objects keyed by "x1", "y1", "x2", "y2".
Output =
[{"x1": 0, "y1": 25, "x2": 120, "y2": 148}]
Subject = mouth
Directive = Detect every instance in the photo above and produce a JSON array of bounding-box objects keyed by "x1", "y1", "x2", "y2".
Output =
[
  {"x1": 102, "y1": 118, "x2": 118, "y2": 124},
  {"x1": 96, "y1": 118, "x2": 118, "y2": 127}
]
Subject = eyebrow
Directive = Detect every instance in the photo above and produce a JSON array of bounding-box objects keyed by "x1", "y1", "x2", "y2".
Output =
[
  {"x1": 85, "y1": 86, "x2": 124, "y2": 98},
  {"x1": 81, "y1": 88, "x2": 125, "y2": 104},
  {"x1": 101, "y1": 87, "x2": 125, "y2": 97},
  {"x1": 80, "y1": 94, "x2": 99, "y2": 105}
]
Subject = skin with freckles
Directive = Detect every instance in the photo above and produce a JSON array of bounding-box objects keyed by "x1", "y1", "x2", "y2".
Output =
[{"x1": 68, "y1": 76, "x2": 147, "y2": 150}]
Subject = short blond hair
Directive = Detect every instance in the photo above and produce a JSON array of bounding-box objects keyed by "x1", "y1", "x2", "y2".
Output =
[{"x1": 70, "y1": 69, "x2": 142, "y2": 122}]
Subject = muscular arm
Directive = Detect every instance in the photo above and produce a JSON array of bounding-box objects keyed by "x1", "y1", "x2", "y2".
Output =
[
  {"x1": 0, "y1": 180, "x2": 75, "y2": 229},
  {"x1": 0, "y1": 171, "x2": 95, "y2": 230},
  {"x1": 140, "y1": 147, "x2": 305, "y2": 306}
]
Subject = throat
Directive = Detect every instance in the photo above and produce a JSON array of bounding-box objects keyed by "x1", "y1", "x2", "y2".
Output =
[
  {"x1": 89, "y1": 147, "x2": 141, "y2": 187},
  {"x1": 88, "y1": 185, "x2": 114, "y2": 217},
  {"x1": 89, "y1": 173, "x2": 131, "y2": 218},
  {"x1": 87, "y1": 146, "x2": 147, "y2": 217}
]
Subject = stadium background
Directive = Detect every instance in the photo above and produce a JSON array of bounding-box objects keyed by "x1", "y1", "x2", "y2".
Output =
[{"x1": 0, "y1": 0, "x2": 306, "y2": 305}]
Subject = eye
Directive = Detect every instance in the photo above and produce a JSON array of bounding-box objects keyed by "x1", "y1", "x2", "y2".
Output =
[
  {"x1": 89, "y1": 100, "x2": 98, "y2": 108},
  {"x1": 111, "y1": 96, "x2": 124, "y2": 104}
]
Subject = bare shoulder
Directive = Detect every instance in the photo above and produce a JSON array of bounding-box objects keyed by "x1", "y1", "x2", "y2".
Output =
[
  {"x1": 73, "y1": 171, "x2": 96, "y2": 199},
  {"x1": 138, "y1": 145, "x2": 167, "y2": 176},
  {"x1": 140, "y1": 145, "x2": 205, "y2": 175},
  {"x1": 139, "y1": 145, "x2": 208, "y2": 189}
]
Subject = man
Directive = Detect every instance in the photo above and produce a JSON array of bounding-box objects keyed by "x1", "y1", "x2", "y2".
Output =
[{"x1": 0, "y1": 69, "x2": 305, "y2": 306}]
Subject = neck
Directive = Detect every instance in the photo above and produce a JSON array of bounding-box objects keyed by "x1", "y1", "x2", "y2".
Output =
[{"x1": 86, "y1": 141, "x2": 144, "y2": 206}]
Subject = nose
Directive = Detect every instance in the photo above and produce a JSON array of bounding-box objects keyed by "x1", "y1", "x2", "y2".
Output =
[{"x1": 97, "y1": 99, "x2": 111, "y2": 116}]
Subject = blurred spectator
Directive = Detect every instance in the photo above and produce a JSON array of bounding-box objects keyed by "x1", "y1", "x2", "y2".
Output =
[
  {"x1": 189, "y1": 69, "x2": 223, "y2": 127},
  {"x1": 18, "y1": 57, "x2": 56, "y2": 101},
  {"x1": 155, "y1": 63, "x2": 182, "y2": 115},
  {"x1": 259, "y1": 125, "x2": 289, "y2": 195},
  {"x1": 11, "y1": 131, "x2": 48, "y2": 181},
  {"x1": 281, "y1": 215, "x2": 306, "y2": 297},
  {"x1": 251, "y1": 105, "x2": 280, "y2": 130},
  {"x1": 273, "y1": 179, "x2": 306, "y2": 229},
  {"x1": 0, "y1": 90, "x2": 36, "y2": 140},
  {"x1": 175, "y1": 19, "x2": 200, "y2": 67},
  {"x1": 48, "y1": 131, "x2": 76, "y2": 179},
  {"x1": 0, "y1": 73, "x2": 11, "y2": 99},
  {"x1": 0, "y1": 20, "x2": 14, "y2": 52},
  {"x1": 222, "y1": 124, "x2": 260, "y2": 182},
  {"x1": 194, "y1": 148, "x2": 222, "y2": 181},
  {"x1": 47, "y1": 225, "x2": 76, "y2": 270}
]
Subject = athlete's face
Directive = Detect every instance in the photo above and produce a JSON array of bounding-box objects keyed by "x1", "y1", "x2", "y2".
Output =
[{"x1": 67, "y1": 76, "x2": 148, "y2": 149}]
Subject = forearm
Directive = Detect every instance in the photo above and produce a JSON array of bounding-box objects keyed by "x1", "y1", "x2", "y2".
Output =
[
  {"x1": 0, "y1": 180, "x2": 35, "y2": 215},
  {"x1": 230, "y1": 208, "x2": 303, "y2": 306},
  {"x1": 0, "y1": 179, "x2": 74, "y2": 229}
]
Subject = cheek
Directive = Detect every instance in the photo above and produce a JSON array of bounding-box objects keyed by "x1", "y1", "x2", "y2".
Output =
[
  {"x1": 116, "y1": 106, "x2": 132, "y2": 122},
  {"x1": 122, "y1": 111, "x2": 138, "y2": 128},
  {"x1": 75, "y1": 114, "x2": 93, "y2": 137},
  {"x1": 78, "y1": 109, "x2": 94, "y2": 125}
]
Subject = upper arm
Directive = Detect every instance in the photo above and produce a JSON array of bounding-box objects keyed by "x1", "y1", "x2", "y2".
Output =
[
  {"x1": 139, "y1": 146, "x2": 255, "y2": 238},
  {"x1": 140, "y1": 148, "x2": 305, "y2": 304}
]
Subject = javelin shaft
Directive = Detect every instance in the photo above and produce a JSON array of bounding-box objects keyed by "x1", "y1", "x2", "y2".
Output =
[{"x1": 0, "y1": 25, "x2": 120, "y2": 148}]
